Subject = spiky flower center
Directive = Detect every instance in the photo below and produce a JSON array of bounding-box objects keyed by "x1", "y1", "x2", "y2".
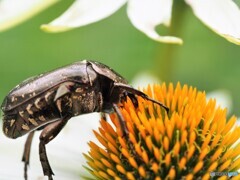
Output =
[{"x1": 84, "y1": 83, "x2": 240, "y2": 180}]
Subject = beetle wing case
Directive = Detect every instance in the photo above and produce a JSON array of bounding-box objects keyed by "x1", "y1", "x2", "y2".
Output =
[{"x1": 1, "y1": 61, "x2": 91, "y2": 112}]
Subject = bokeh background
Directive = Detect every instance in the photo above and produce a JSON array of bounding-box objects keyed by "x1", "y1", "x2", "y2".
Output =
[{"x1": 0, "y1": 0, "x2": 240, "y2": 116}]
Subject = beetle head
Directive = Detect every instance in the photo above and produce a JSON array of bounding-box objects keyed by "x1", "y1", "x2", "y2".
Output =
[{"x1": 88, "y1": 61, "x2": 128, "y2": 85}]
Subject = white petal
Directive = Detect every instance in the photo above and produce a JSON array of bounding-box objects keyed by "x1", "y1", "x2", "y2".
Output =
[
  {"x1": 0, "y1": 0, "x2": 59, "y2": 32},
  {"x1": 131, "y1": 71, "x2": 161, "y2": 89},
  {"x1": 206, "y1": 89, "x2": 233, "y2": 113},
  {"x1": 231, "y1": 119, "x2": 240, "y2": 150},
  {"x1": 127, "y1": 0, "x2": 183, "y2": 44},
  {"x1": 41, "y1": 0, "x2": 127, "y2": 32},
  {"x1": 186, "y1": 0, "x2": 240, "y2": 45},
  {"x1": 47, "y1": 113, "x2": 101, "y2": 179},
  {"x1": 0, "y1": 113, "x2": 100, "y2": 179}
]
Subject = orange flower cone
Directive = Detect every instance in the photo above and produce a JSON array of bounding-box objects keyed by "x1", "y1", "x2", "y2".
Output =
[{"x1": 84, "y1": 83, "x2": 240, "y2": 180}]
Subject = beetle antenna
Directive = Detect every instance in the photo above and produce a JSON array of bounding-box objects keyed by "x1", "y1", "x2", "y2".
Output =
[
  {"x1": 113, "y1": 82, "x2": 169, "y2": 113},
  {"x1": 142, "y1": 95, "x2": 169, "y2": 114}
]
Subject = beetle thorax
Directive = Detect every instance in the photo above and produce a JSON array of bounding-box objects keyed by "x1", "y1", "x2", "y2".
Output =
[{"x1": 70, "y1": 84, "x2": 103, "y2": 116}]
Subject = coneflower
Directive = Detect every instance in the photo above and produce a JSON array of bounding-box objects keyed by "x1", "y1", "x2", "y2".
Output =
[{"x1": 84, "y1": 83, "x2": 240, "y2": 180}]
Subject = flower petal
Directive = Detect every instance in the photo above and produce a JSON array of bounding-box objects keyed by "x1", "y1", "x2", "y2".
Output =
[
  {"x1": 41, "y1": 0, "x2": 127, "y2": 33},
  {"x1": 0, "y1": 0, "x2": 59, "y2": 32},
  {"x1": 0, "y1": 114, "x2": 100, "y2": 179},
  {"x1": 127, "y1": 0, "x2": 183, "y2": 44},
  {"x1": 186, "y1": 0, "x2": 240, "y2": 45}
]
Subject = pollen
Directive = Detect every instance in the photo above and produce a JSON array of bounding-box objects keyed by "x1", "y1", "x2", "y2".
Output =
[{"x1": 85, "y1": 83, "x2": 240, "y2": 179}]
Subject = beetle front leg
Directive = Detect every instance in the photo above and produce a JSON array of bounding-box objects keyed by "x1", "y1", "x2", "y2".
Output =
[
  {"x1": 113, "y1": 104, "x2": 138, "y2": 157},
  {"x1": 22, "y1": 131, "x2": 35, "y2": 180},
  {"x1": 39, "y1": 118, "x2": 69, "y2": 180},
  {"x1": 112, "y1": 104, "x2": 128, "y2": 137}
]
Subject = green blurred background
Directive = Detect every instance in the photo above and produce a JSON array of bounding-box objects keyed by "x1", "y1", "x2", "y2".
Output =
[{"x1": 0, "y1": 1, "x2": 239, "y2": 116}]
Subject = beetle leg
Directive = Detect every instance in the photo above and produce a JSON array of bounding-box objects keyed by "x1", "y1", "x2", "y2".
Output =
[
  {"x1": 53, "y1": 82, "x2": 73, "y2": 101},
  {"x1": 114, "y1": 83, "x2": 169, "y2": 113},
  {"x1": 22, "y1": 131, "x2": 35, "y2": 180},
  {"x1": 127, "y1": 93, "x2": 138, "y2": 108},
  {"x1": 39, "y1": 118, "x2": 69, "y2": 180},
  {"x1": 112, "y1": 104, "x2": 140, "y2": 158},
  {"x1": 112, "y1": 104, "x2": 128, "y2": 137},
  {"x1": 100, "y1": 112, "x2": 107, "y2": 121}
]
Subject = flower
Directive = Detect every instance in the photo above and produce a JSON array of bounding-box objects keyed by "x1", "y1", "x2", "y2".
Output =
[
  {"x1": 84, "y1": 83, "x2": 240, "y2": 179},
  {"x1": 0, "y1": 0, "x2": 60, "y2": 32},
  {"x1": 1, "y1": 1, "x2": 240, "y2": 45}
]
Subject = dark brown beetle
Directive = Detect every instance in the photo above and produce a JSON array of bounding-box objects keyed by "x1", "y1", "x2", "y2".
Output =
[{"x1": 1, "y1": 60, "x2": 168, "y2": 180}]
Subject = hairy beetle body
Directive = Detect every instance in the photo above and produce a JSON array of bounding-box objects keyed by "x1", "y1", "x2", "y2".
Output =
[
  {"x1": 1, "y1": 60, "x2": 168, "y2": 180},
  {"x1": 2, "y1": 60, "x2": 127, "y2": 138}
]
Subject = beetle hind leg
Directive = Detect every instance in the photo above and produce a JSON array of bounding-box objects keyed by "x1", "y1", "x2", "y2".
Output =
[
  {"x1": 39, "y1": 118, "x2": 69, "y2": 180},
  {"x1": 22, "y1": 131, "x2": 35, "y2": 180}
]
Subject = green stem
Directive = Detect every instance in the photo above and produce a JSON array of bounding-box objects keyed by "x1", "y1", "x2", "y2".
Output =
[{"x1": 154, "y1": 1, "x2": 187, "y2": 82}]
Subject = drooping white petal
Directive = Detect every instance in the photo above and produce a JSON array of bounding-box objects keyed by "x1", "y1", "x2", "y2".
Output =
[
  {"x1": 41, "y1": 0, "x2": 127, "y2": 33},
  {"x1": 186, "y1": 0, "x2": 240, "y2": 45},
  {"x1": 127, "y1": 0, "x2": 183, "y2": 44},
  {"x1": 0, "y1": 0, "x2": 59, "y2": 32}
]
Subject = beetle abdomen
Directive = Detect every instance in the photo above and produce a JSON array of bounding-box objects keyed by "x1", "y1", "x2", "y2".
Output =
[
  {"x1": 2, "y1": 90, "x2": 65, "y2": 139},
  {"x1": 2, "y1": 83, "x2": 103, "y2": 139}
]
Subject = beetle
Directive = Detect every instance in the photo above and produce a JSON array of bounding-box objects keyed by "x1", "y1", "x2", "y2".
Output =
[{"x1": 1, "y1": 60, "x2": 168, "y2": 180}]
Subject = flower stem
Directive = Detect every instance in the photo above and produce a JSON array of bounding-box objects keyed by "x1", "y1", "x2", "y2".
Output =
[{"x1": 154, "y1": 1, "x2": 187, "y2": 82}]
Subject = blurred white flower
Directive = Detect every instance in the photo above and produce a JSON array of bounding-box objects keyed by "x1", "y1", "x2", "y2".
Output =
[
  {"x1": 0, "y1": 113, "x2": 100, "y2": 179},
  {"x1": 131, "y1": 71, "x2": 161, "y2": 88},
  {"x1": 0, "y1": 0, "x2": 60, "y2": 32},
  {"x1": 2, "y1": 0, "x2": 240, "y2": 45},
  {"x1": 207, "y1": 89, "x2": 233, "y2": 114}
]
